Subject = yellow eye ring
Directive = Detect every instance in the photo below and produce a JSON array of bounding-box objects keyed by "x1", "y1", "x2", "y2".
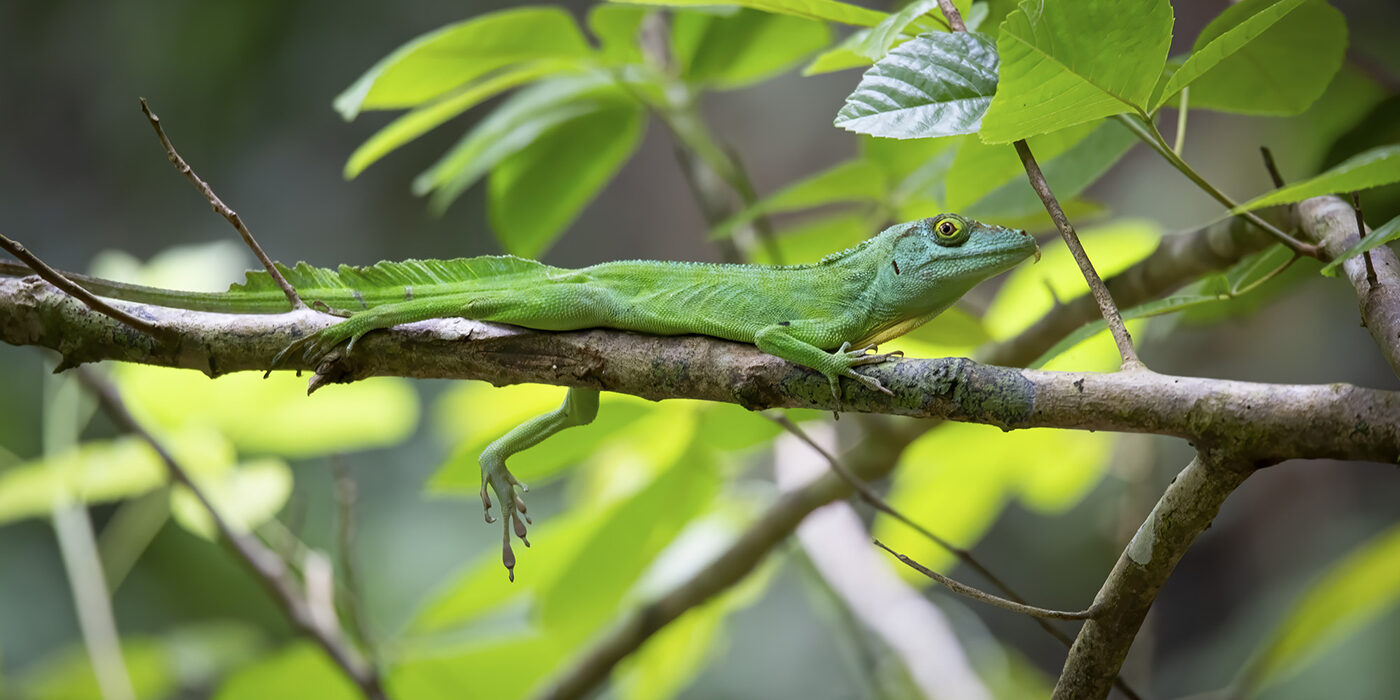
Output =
[{"x1": 936, "y1": 219, "x2": 960, "y2": 237}]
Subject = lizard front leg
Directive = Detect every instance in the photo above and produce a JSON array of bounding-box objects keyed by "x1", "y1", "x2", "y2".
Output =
[
  {"x1": 754, "y1": 323, "x2": 898, "y2": 414},
  {"x1": 478, "y1": 387, "x2": 600, "y2": 581}
]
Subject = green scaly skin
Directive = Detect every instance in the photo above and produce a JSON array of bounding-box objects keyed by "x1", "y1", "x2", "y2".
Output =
[{"x1": 1, "y1": 214, "x2": 1037, "y2": 579}]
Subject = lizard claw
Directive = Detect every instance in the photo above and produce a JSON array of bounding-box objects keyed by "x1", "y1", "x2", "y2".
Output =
[{"x1": 480, "y1": 454, "x2": 530, "y2": 581}]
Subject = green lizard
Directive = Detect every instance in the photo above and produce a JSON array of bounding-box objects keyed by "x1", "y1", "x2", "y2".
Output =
[{"x1": 2, "y1": 213, "x2": 1037, "y2": 578}]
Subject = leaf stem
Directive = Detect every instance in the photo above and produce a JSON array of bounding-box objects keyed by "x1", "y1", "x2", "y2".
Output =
[
  {"x1": 1113, "y1": 113, "x2": 1320, "y2": 257},
  {"x1": 1173, "y1": 86, "x2": 1189, "y2": 156}
]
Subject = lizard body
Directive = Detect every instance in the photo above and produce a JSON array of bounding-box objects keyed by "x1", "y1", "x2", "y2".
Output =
[{"x1": 1, "y1": 214, "x2": 1037, "y2": 578}]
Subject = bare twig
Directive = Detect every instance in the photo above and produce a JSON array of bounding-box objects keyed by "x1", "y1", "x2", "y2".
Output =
[
  {"x1": 75, "y1": 369, "x2": 390, "y2": 700},
  {"x1": 0, "y1": 233, "x2": 168, "y2": 340},
  {"x1": 1351, "y1": 192, "x2": 1378, "y2": 287},
  {"x1": 873, "y1": 540, "x2": 1095, "y2": 620},
  {"x1": 333, "y1": 457, "x2": 377, "y2": 655},
  {"x1": 1259, "y1": 147, "x2": 1285, "y2": 189},
  {"x1": 138, "y1": 98, "x2": 305, "y2": 310},
  {"x1": 934, "y1": 0, "x2": 967, "y2": 31},
  {"x1": 769, "y1": 414, "x2": 1095, "y2": 620},
  {"x1": 1014, "y1": 140, "x2": 1141, "y2": 369}
]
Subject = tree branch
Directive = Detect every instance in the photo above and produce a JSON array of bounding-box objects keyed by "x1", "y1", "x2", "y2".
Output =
[
  {"x1": 1, "y1": 280, "x2": 1394, "y2": 463},
  {"x1": 1054, "y1": 453, "x2": 1254, "y2": 699},
  {"x1": 1298, "y1": 196, "x2": 1400, "y2": 379}
]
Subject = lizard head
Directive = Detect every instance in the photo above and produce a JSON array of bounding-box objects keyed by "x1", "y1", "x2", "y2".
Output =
[{"x1": 886, "y1": 213, "x2": 1039, "y2": 285}]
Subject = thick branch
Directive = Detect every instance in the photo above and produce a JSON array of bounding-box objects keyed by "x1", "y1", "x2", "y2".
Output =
[
  {"x1": 1298, "y1": 196, "x2": 1400, "y2": 379},
  {"x1": 1, "y1": 278, "x2": 1395, "y2": 463},
  {"x1": 1054, "y1": 454, "x2": 1253, "y2": 699}
]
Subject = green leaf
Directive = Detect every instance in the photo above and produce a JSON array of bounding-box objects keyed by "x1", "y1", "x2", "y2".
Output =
[
  {"x1": 488, "y1": 100, "x2": 646, "y2": 257},
  {"x1": 608, "y1": 0, "x2": 888, "y2": 27},
  {"x1": 1243, "y1": 522, "x2": 1400, "y2": 692},
  {"x1": 801, "y1": 28, "x2": 884, "y2": 76},
  {"x1": 1232, "y1": 144, "x2": 1400, "y2": 213},
  {"x1": 1173, "y1": 0, "x2": 1346, "y2": 116},
  {"x1": 344, "y1": 61, "x2": 577, "y2": 178},
  {"x1": 0, "y1": 429, "x2": 235, "y2": 525},
  {"x1": 1321, "y1": 214, "x2": 1400, "y2": 277},
  {"x1": 671, "y1": 9, "x2": 832, "y2": 89},
  {"x1": 978, "y1": 0, "x2": 1173, "y2": 143},
  {"x1": 946, "y1": 121, "x2": 1098, "y2": 212},
  {"x1": 835, "y1": 32, "x2": 998, "y2": 140},
  {"x1": 589, "y1": 4, "x2": 651, "y2": 63},
  {"x1": 854, "y1": 0, "x2": 947, "y2": 60},
  {"x1": 904, "y1": 305, "x2": 990, "y2": 346},
  {"x1": 414, "y1": 73, "x2": 631, "y2": 210},
  {"x1": 1030, "y1": 293, "x2": 1223, "y2": 368},
  {"x1": 711, "y1": 159, "x2": 886, "y2": 239},
  {"x1": 748, "y1": 212, "x2": 876, "y2": 265},
  {"x1": 1152, "y1": 0, "x2": 1310, "y2": 112},
  {"x1": 333, "y1": 7, "x2": 593, "y2": 119},
  {"x1": 170, "y1": 458, "x2": 294, "y2": 539},
  {"x1": 965, "y1": 119, "x2": 1138, "y2": 219},
  {"x1": 214, "y1": 642, "x2": 359, "y2": 700}
]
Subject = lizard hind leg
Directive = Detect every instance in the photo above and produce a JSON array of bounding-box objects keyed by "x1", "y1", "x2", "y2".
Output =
[{"x1": 478, "y1": 387, "x2": 601, "y2": 581}]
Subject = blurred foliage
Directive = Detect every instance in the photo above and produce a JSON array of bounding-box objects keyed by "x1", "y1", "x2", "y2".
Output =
[{"x1": 3, "y1": 0, "x2": 1399, "y2": 699}]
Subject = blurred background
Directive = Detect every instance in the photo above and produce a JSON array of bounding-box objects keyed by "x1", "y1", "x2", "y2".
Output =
[{"x1": 1, "y1": 1, "x2": 1398, "y2": 698}]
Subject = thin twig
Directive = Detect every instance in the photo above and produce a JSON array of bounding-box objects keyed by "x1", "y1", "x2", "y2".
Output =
[
  {"x1": 75, "y1": 369, "x2": 390, "y2": 700},
  {"x1": 138, "y1": 98, "x2": 306, "y2": 310},
  {"x1": 934, "y1": 0, "x2": 967, "y2": 31},
  {"x1": 1014, "y1": 140, "x2": 1141, "y2": 369},
  {"x1": 1259, "y1": 147, "x2": 1285, "y2": 189},
  {"x1": 1351, "y1": 192, "x2": 1378, "y2": 287},
  {"x1": 1174, "y1": 87, "x2": 1189, "y2": 156},
  {"x1": 333, "y1": 457, "x2": 377, "y2": 656},
  {"x1": 769, "y1": 414, "x2": 1092, "y2": 619},
  {"x1": 872, "y1": 540, "x2": 1094, "y2": 620},
  {"x1": 0, "y1": 233, "x2": 169, "y2": 339}
]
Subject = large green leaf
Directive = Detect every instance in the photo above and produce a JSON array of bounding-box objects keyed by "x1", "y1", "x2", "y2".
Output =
[
  {"x1": 214, "y1": 642, "x2": 359, "y2": 700},
  {"x1": 1172, "y1": 0, "x2": 1345, "y2": 116},
  {"x1": 854, "y1": 0, "x2": 948, "y2": 59},
  {"x1": 711, "y1": 159, "x2": 887, "y2": 239},
  {"x1": 1152, "y1": 0, "x2": 1310, "y2": 112},
  {"x1": 802, "y1": 28, "x2": 885, "y2": 76},
  {"x1": 979, "y1": 0, "x2": 1172, "y2": 143},
  {"x1": 945, "y1": 122, "x2": 1098, "y2": 211},
  {"x1": 671, "y1": 8, "x2": 832, "y2": 89},
  {"x1": 609, "y1": 0, "x2": 888, "y2": 27},
  {"x1": 1232, "y1": 144, "x2": 1400, "y2": 213},
  {"x1": 344, "y1": 61, "x2": 578, "y2": 178},
  {"x1": 1242, "y1": 522, "x2": 1400, "y2": 693},
  {"x1": 414, "y1": 74, "x2": 632, "y2": 211},
  {"x1": 1321, "y1": 214, "x2": 1400, "y2": 277},
  {"x1": 488, "y1": 100, "x2": 646, "y2": 257},
  {"x1": 835, "y1": 31, "x2": 999, "y2": 139},
  {"x1": 588, "y1": 4, "x2": 651, "y2": 63},
  {"x1": 966, "y1": 119, "x2": 1137, "y2": 218},
  {"x1": 334, "y1": 7, "x2": 592, "y2": 119}
]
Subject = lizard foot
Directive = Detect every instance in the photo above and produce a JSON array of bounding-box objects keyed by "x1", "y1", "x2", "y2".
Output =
[
  {"x1": 479, "y1": 456, "x2": 531, "y2": 582},
  {"x1": 264, "y1": 326, "x2": 361, "y2": 378}
]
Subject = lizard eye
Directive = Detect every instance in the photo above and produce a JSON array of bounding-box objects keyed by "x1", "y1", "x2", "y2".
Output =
[{"x1": 929, "y1": 216, "x2": 969, "y2": 247}]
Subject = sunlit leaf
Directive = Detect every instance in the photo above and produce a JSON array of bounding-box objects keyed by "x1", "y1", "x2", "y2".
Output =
[
  {"x1": 801, "y1": 28, "x2": 884, "y2": 76},
  {"x1": 946, "y1": 122, "x2": 1098, "y2": 212},
  {"x1": 333, "y1": 7, "x2": 593, "y2": 119},
  {"x1": 344, "y1": 61, "x2": 578, "y2": 178},
  {"x1": 170, "y1": 458, "x2": 294, "y2": 539},
  {"x1": 1152, "y1": 0, "x2": 1310, "y2": 112},
  {"x1": 390, "y1": 635, "x2": 568, "y2": 700},
  {"x1": 965, "y1": 119, "x2": 1137, "y2": 219},
  {"x1": 214, "y1": 642, "x2": 359, "y2": 700},
  {"x1": 589, "y1": 4, "x2": 651, "y2": 63},
  {"x1": 1321, "y1": 214, "x2": 1400, "y2": 277},
  {"x1": 488, "y1": 100, "x2": 646, "y2": 257},
  {"x1": 0, "y1": 429, "x2": 234, "y2": 525},
  {"x1": 748, "y1": 212, "x2": 876, "y2": 266},
  {"x1": 854, "y1": 0, "x2": 948, "y2": 60},
  {"x1": 1243, "y1": 522, "x2": 1400, "y2": 693},
  {"x1": 835, "y1": 32, "x2": 998, "y2": 140},
  {"x1": 903, "y1": 305, "x2": 990, "y2": 347},
  {"x1": 1232, "y1": 144, "x2": 1400, "y2": 212},
  {"x1": 1030, "y1": 294, "x2": 1222, "y2": 368},
  {"x1": 415, "y1": 73, "x2": 632, "y2": 211},
  {"x1": 711, "y1": 159, "x2": 886, "y2": 239},
  {"x1": 609, "y1": 0, "x2": 888, "y2": 27},
  {"x1": 979, "y1": 0, "x2": 1172, "y2": 143},
  {"x1": 672, "y1": 9, "x2": 832, "y2": 89},
  {"x1": 1170, "y1": 0, "x2": 1345, "y2": 116}
]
